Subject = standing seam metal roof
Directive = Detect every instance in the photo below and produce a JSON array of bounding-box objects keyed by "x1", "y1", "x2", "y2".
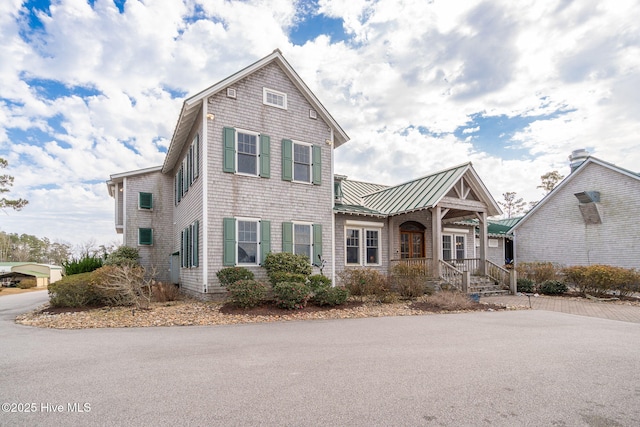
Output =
[{"x1": 361, "y1": 163, "x2": 470, "y2": 215}]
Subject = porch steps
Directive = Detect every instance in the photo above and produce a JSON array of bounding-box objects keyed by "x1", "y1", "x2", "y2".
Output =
[{"x1": 469, "y1": 276, "x2": 510, "y2": 297}]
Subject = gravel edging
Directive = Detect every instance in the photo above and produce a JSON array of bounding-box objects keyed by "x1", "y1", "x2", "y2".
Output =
[{"x1": 15, "y1": 299, "x2": 519, "y2": 329}]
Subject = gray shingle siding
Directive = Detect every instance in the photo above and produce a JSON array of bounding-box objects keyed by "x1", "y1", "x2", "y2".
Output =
[
  {"x1": 515, "y1": 162, "x2": 640, "y2": 269},
  {"x1": 121, "y1": 171, "x2": 174, "y2": 283},
  {"x1": 205, "y1": 62, "x2": 334, "y2": 289},
  {"x1": 172, "y1": 115, "x2": 204, "y2": 295}
]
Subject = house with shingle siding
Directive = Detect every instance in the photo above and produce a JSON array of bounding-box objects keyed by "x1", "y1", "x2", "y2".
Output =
[
  {"x1": 108, "y1": 51, "x2": 510, "y2": 298},
  {"x1": 510, "y1": 154, "x2": 640, "y2": 269}
]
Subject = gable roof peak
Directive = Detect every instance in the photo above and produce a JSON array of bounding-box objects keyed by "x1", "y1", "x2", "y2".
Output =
[{"x1": 162, "y1": 50, "x2": 349, "y2": 173}]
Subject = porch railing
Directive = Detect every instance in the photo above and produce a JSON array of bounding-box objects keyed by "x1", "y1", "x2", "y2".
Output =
[
  {"x1": 443, "y1": 258, "x2": 481, "y2": 275},
  {"x1": 439, "y1": 260, "x2": 463, "y2": 291},
  {"x1": 485, "y1": 260, "x2": 510, "y2": 290},
  {"x1": 389, "y1": 258, "x2": 433, "y2": 276}
]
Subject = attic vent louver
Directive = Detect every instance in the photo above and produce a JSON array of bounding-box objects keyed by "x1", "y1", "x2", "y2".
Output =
[
  {"x1": 226, "y1": 88, "x2": 236, "y2": 99},
  {"x1": 309, "y1": 109, "x2": 317, "y2": 119},
  {"x1": 574, "y1": 191, "x2": 602, "y2": 224}
]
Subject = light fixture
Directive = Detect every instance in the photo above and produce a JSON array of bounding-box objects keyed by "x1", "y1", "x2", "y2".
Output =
[{"x1": 206, "y1": 113, "x2": 215, "y2": 120}]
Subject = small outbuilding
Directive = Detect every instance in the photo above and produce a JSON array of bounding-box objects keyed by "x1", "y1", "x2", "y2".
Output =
[{"x1": 0, "y1": 263, "x2": 63, "y2": 288}]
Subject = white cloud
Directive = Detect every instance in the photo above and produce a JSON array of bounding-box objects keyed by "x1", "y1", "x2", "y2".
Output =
[{"x1": 1, "y1": 0, "x2": 639, "y2": 245}]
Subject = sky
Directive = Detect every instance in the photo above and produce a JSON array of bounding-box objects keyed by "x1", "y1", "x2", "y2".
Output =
[{"x1": 1, "y1": 0, "x2": 639, "y2": 250}]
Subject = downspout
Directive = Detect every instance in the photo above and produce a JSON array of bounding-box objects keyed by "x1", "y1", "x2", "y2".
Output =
[
  {"x1": 123, "y1": 178, "x2": 128, "y2": 245},
  {"x1": 330, "y1": 128, "x2": 336, "y2": 286},
  {"x1": 202, "y1": 101, "x2": 209, "y2": 293}
]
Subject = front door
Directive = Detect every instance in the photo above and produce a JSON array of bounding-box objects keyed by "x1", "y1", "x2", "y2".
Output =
[{"x1": 399, "y1": 221, "x2": 425, "y2": 258}]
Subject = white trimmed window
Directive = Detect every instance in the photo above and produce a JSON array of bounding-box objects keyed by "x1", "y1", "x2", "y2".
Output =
[
  {"x1": 237, "y1": 219, "x2": 259, "y2": 264},
  {"x1": 237, "y1": 131, "x2": 259, "y2": 176},
  {"x1": 443, "y1": 231, "x2": 467, "y2": 261},
  {"x1": 345, "y1": 221, "x2": 383, "y2": 266},
  {"x1": 223, "y1": 127, "x2": 270, "y2": 178},
  {"x1": 223, "y1": 218, "x2": 271, "y2": 267},
  {"x1": 293, "y1": 223, "x2": 312, "y2": 260},
  {"x1": 263, "y1": 87, "x2": 287, "y2": 110},
  {"x1": 293, "y1": 142, "x2": 311, "y2": 183}
]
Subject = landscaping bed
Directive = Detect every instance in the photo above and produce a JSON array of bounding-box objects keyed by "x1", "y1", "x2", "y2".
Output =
[{"x1": 15, "y1": 296, "x2": 510, "y2": 329}]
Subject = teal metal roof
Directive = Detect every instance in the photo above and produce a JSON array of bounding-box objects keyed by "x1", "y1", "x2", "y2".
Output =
[
  {"x1": 340, "y1": 180, "x2": 389, "y2": 206},
  {"x1": 489, "y1": 216, "x2": 523, "y2": 229},
  {"x1": 333, "y1": 204, "x2": 386, "y2": 217},
  {"x1": 362, "y1": 163, "x2": 471, "y2": 215},
  {"x1": 454, "y1": 216, "x2": 523, "y2": 237}
]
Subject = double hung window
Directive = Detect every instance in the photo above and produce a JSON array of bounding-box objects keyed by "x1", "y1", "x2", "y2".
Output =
[
  {"x1": 345, "y1": 222, "x2": 382, "y2": 266},
  {"x1": 237, "y1": 132, "x2": 258, "y2": 176},
  {"x1": 293, "y1": 143, "x2": 311, "y2": 183},
  {"x1": 223, "y1": 127, "x2": 270, "y2": 178},
  {"x1": 222, "y1": 218, "x2": 271, "y2": 266}
]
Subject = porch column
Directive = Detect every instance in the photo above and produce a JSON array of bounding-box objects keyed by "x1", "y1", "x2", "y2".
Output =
[
  {"x1": 431, "y1": 206, "x2": 441, "y2": 277},
  {"x1": 477, "y1": 211, "x2": 487, "y2": 275}
]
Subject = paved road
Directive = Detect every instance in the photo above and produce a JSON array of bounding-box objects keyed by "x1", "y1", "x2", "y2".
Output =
[{"x1": 1, "y1": 291, "x2": 639, "y2": 426}]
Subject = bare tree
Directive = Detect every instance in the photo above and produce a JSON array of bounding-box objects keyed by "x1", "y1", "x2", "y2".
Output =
[
  {"x1": 537, "y1": 170, "x2": 565, "y2": 195},
  {"x1": 499, "y1": 192, "x2": 527, "y2": 218}
]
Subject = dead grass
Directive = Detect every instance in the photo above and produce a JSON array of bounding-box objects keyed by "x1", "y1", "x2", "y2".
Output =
[
  {"x1": 412, "y1": 291, "x2": 496, "y2": 312},
  {"x1": 0, "y1": 286, "x2": 47, "y2": 297}
]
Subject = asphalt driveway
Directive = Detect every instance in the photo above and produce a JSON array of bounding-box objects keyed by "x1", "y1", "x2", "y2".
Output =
[{"x1": 1, "y1": 291, "x2": 639, "y2": 426}]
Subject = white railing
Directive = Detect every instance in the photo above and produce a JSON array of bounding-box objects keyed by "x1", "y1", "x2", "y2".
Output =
[
  {"x1": 439, "y1": 260, "x2": 463, "y2": 291},
  {"x1": 485, "y1": 260, "x2": 511, "y2": 290}
]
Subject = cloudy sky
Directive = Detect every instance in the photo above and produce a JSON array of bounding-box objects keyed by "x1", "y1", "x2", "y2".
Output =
[{"x1": 1, "y1": 0, "x2": 639, "y2": 249}]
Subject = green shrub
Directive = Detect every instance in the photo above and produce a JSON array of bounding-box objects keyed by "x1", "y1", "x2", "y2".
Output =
[
  {"x1": 104, "y1": 246, "x2": 140, "y2": 266},
  {"x1": 312, "y1": 286, "x2": 349, "y2": 306},
  {"x1": 263, "y1": 253, "x2": 312, "y2": 277},
  {"x1": 226, "y1": 280, "x2": 268, "y2": 308},
  {"x1": 268, "y1": 272, "x2": 308, "y2": 287},
  {"x1": 308, "y1": 274, "x2": 332, "y2": 292},
  {"x1": 48, "y1": 273, "x2": 102, "y2": 307},
  {"x1": 216, "y1": 267, "x2": 255, "y2": 287},
  {"x1": 538, "y1": 280, "x2": 568, "y2": 295},
  {"x1": 338, "y1": 268, "x2": 388, "y2": 299},
  {"x1": 517, "y1": 278, "x2": 536, "y2": 293},
  {"x1": 62, "y1": 256, "x2": 103, "y2": 275},
  {"x1": 17, "y1": 278, "x2": 37, "y2": 289},
  {"x1": 272, "y1": 281, "x2": 311, "y2": 310}
]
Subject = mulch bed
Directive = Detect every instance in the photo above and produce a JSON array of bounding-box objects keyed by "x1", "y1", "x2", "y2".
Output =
[{"x1": 219, "y1": 300, "x2": 365, "y2": 316}]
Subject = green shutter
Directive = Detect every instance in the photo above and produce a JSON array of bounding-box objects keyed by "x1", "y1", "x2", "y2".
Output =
[
  {"x1": 223, "y1": 127, "x2": 236, "y2": 173},
  {"x1": 282, "y1": 222, "x2": 293, "y2": 253},
  {"x1": 313, "y1": 224, "x2": 322, "y2": 263},
  {"x1": 281, "y1": 139, "x2": 293, "y2": 181},
  {"x1": 223, "y1": 218, "x2": 236, "y2": 266},
  {"x1": 260, "y1": 135, "x2": 270, "y2": 178},
  {"x1": 193, "y1": 221, "x2": 199, "y2": 267},
  {"x1": 139, "y1": 192, "x2": 153, "y2": 209},
  {"x1": 193, "y1": 134, "x2": 200, "y2": 179},
  {"x1": 139, "y1": 228, "x2": 153, "y2": 246},
  {"x1": 180, "y1": 230, "x2": 185, "y2": 267},
  {"x1": 312, "y1": 145, "x2": 322, "y2": 185},
  {"x1": 260, "y1": 220, "x2": 271, "y2": 264}
]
